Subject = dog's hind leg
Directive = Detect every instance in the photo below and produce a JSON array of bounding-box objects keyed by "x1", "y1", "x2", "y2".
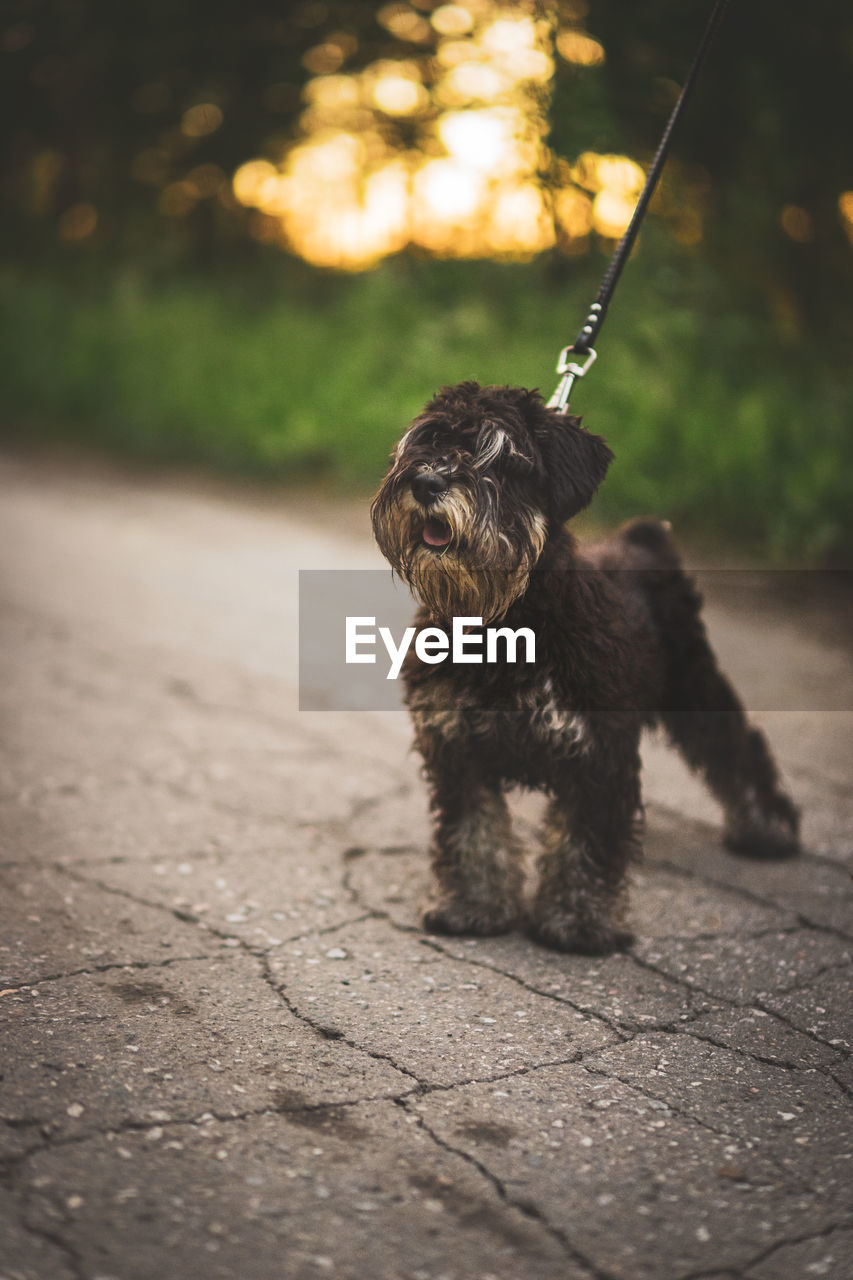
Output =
[
  {"x1": 422, "y1": 767, "x2": 524, "y2": 937},
  {"x1": 653, "y1": 576, "x2": 800, "y2": 858}
]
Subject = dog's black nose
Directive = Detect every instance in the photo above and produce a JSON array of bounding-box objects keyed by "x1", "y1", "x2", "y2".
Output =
[{"x1": 411, "y1": 471, "x2": 447, "y2": 506}]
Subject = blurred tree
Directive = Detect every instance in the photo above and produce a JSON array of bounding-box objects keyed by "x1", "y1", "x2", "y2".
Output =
[
  {"x1": 1, "y1": 0, "x2": 850, "y2": 353},
  {"x1": 550, "y1": 0, "x2": 853, "y2": 350},
  {"x1": 0, "y1": 0, "x2": 401, "y2": 264}
]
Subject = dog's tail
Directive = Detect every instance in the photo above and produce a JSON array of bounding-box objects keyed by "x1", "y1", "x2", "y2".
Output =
[{"x1": 616, "y1": 517, "x2": 681, "y2": 571}]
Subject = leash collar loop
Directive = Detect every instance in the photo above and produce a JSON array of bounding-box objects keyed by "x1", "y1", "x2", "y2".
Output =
[{"x1": 546, "y1": 346, "x2": 597, "y2": 413}]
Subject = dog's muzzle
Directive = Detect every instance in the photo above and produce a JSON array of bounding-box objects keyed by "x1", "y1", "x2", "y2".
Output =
[
  {"x1": 411, "y1": 469, "x2": 447, "y2": 507},
  {"x1": 410, "y1": 469, "x2": 453, "y2": 550}
]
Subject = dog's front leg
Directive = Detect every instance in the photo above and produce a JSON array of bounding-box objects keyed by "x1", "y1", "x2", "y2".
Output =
[
  {"x1": 529, "y1": 744, "x2": 642, "y2": 954},
  {"x1": 421, "y1": 753, "x2": 524, "y2": 937}
]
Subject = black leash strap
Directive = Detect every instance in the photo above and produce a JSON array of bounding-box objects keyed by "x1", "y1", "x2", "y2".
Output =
[{"x1": 548, "y1": 0, "x2": 732, "y2": 412}]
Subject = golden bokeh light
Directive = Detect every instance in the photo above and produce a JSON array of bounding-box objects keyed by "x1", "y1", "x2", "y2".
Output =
[
  {"x1": 431, "y1": 5, "x2": 476, "y2": 37},
  {"x1": 573, "y1": 152, "x2": 645, "y2": 196},
  {"x1": 366, "y1": 59, "x2": 429, "y2": 116},
  {"x1": 372, "y1": 74, "x2": 427, "y2": 115},
  {"x1": 780, "y1": 204, "x2": 813, "y2": 243},
  {"x1": 58, "y1": 202, "x2": 98, "y2": 242},
  {"x1": 302, "y1": 43, "x2": 346, "y2": 75},
  {"x1": 556, "y1": 30, "x2": 605, "y2": 67},
  {"x1": 303, "y1": 75, "x2": 361, "y2": 111},
  {"x1": 180, "y1": 103, "x2": 223, "y2": 139},
  {"x1": 230, "y1": 2, "x2": 651, "y2": 269},
  {"x1": 837, "y1": 191, "x2": 853, "y2": 245},
  {"x1": 480, "y1": 15, "x2": 536, "y2": 57},
  {"x1": 487, "y1": 182, "x2": 555, "y2": 254},
  {"x1": 438, "y1": 60, "x2": 515, "y2": 106},
  {"x1": 591, "y1": 189, "x2": 638, "y2": 240},
  {"x1": 416, "y1": 159, "x2": 482, "y2": 220},
  {"x1": 377, "y1": 4, "x2": 432, "y2": 43},
  {"x1": 438, "y1": 108, "x2": 519, "y2": 174},
  {"x1": 233, "y1": 159, "x2": 279, "y2": 207},
  {"x1": 554, "y1": 187, "x2": 593, "y2": 241},
  {"x1": 436, "y1": 38, "x2": 478, "y2": 70}
]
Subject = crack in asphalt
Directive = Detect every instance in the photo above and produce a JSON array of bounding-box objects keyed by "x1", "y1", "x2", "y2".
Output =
[
  {"x1": 772, "y1": 954, "x2": 853, "y2": 995},
  {"x1": 394, "y1": 1096, "x2": 613, "y2": 1280},
  {"x1": 259, "y1": 951, "x2": 597, "y2": 1100},
  {"x1": 579, "y1": 1058, "x2": 735, "y2": 1144},
  {"x1": 672, "y1": 1022, "x2": 838, "y2": 1076},
  {"x1": 8, "y1": 1083, "x2": 631, "y2": 1280},
  {"x1": 342, "y1": 858, "x2": 705, "y2": 1039},
  {"x1": 345, "y1": 846, "x2": 851, "y2": 1082},
  {"x1": 742, "y1": 1219, "x2": 853, "y2": 1276},
  {"x1": 2, "y1": 952, "x2": 215, "y2": 990},
  {"x1": 48, "y1": 860, "x2": 375, "y2": 954},
  {"x1": 294, "y1": 777, "x2": 415, "y2": 835},
  {"x1": 646, "y1": 850, "x2": 853, "y2": 944},
  {"x1": 8, "y1": 853, "x2": 850, "y2": 1128},
  {"x1": 623, "y1": 948, "x2": 851, "y2": 1059},
  {"x1": 826, "y1": 1068, "x2": 853, "y2": 1099},
  {"x1": 576, "y1": 1054, "x2": 815, "y2": 1198},
  {"x1": 679, "y1": 1218, "x2": 853, "y2": 1279},
  {"x1": 417, "y1": 936, "x2": 634, "y2": 1038},
  {"x1": 259, "y1": 960, "x2": 425, "y2": 1091},
  {"x1": 19, "y1": 1215, "x2": 86, "y2": 1280},
  {"x1": 639, "y1": 922, "x2": 802, "y2": 944},
  {"x1": 33, "y1": 864, "x2": 631, "y2": 1111}
]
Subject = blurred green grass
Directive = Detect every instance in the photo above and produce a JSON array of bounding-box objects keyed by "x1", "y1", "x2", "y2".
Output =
[{"x1": 1, "y1": 254, "x2": 849, "y2": 561}]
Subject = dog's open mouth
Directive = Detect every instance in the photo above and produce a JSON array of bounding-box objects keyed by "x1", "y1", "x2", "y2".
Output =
[{"x1": 422, "y1": 517, "x2": 452, "y2": 550}]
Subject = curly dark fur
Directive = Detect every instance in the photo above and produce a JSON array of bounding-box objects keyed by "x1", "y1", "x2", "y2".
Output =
[{"x1": 371, "y1": 382, "x2": 800, "y2": 953}]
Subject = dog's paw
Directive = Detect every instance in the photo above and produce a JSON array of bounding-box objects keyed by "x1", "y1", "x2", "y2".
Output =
[
  {"x1": 423, "y1": 897, "x2": 518, "y2": 937},
  {"x1": 527, "y1": 908, "x2": 633, "y2": 955},
  {"x1": 724, "y1": 796, "x2": 800, "y2": 861}
]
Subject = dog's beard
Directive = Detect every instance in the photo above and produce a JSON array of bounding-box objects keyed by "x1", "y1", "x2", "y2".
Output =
[{"x1": 372, "y1": 484, "x2": 547, "y2": 625}]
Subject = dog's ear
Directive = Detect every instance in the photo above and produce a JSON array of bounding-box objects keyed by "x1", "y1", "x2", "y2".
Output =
[{"x1": 536, "y1": 413, "x2": 613, "y2": 526}]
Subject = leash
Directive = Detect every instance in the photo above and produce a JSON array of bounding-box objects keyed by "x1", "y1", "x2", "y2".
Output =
[{"x1": 548, "y1": 0, "x2": 732, "y2": 413}]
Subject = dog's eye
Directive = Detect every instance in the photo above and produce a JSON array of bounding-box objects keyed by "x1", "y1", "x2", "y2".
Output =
[
  {"x1": 433, "y1": 434, "x2": 472, "y2": 462},
  {"x1": 497, "y1": 450, "x2": 536, "y2": 479},
  {"x1": 477, "y1": 436, "x2": 535, "y2": 474}
]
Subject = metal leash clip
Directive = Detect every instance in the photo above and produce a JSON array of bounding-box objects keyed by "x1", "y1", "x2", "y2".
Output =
[{"x1": 546, "y1": 346, "x2": 597, "y2": 413}]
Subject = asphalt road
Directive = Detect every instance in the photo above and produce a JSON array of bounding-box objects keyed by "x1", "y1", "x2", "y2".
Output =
[{"x1": 1, "y1": 450, "x2": 851, "y2": 1280}]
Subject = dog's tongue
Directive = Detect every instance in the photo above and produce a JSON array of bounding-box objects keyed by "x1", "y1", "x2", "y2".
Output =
[{"x1": 423, "y1": 518, "x2": 452, "y2": 548}]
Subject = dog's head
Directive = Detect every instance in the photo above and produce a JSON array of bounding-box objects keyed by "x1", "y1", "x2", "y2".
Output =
[{"x1": 371, "y1": 381, "x2": 612, "y2": 623}]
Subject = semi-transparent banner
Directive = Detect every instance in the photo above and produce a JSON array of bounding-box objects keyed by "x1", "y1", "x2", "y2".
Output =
[{"x1": 298, "y1": 569, "x2": 852, "y2": 712}]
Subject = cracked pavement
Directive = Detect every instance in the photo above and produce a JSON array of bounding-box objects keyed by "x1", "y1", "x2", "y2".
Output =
[{"x1": 1, "y1": 450, "x2": 851, "y2": 1280}]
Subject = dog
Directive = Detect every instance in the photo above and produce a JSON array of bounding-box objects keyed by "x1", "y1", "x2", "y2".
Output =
[{"x1": 371, "y1": 381, "x2": 800, "y2": 953}]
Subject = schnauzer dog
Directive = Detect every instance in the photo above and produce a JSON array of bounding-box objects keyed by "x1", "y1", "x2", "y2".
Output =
[{"x1": 371, "y1": 381, "x2": 800, "y2": 953}]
